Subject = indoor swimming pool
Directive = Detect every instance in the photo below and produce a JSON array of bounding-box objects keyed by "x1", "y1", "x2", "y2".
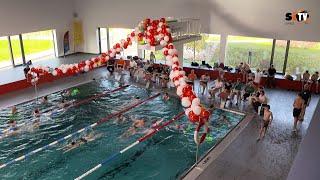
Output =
[{"x1": 0, "y1": 79, "x2": 245, "y2": 179}]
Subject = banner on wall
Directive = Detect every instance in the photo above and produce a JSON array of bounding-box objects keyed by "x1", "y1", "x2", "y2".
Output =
[{"x1": 63, "y1": 31, "x2": 70, "y2": 56}]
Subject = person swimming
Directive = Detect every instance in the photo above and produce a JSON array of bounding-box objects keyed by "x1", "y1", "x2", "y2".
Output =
[
  {"x1": 115, "y1": 114, "x2": 127, "y2": 124},
  {"x1": 63, "y1": 132, "x2": 97, "y2": 152},
  {"x1": 220, "y1": 114, "x2": 231, "y2": 127},
  {"x1": 121, "y1": 119, "x2": 145, "y2": 138},
  {"x1": 58, "y1": 99, "x2": 72, "y2": 109},
  {"x1": 163, "y1": 92, "x2": 170, "y2": 101},
  {"x1": 61, "y1": 89, "x2": 71, "y2": 98},
  {"x1": 33, "y1": 108, "x2": 41, "y2": 118},
  {"x1": 41, "y1": 96, "x2": 48, "y2": 104}
]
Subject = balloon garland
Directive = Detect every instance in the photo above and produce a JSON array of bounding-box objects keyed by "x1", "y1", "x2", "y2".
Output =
[{"x1": 27, "y1": 18, "x2": 211, "y2": 143}]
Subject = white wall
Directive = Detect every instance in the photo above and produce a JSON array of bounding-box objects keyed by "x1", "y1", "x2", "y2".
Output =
[
  {"x1": 75, "y1": 0, "x2": 320, "y2": 54},
  {"x1": 0, "y1": 0, "x2": 75, "y2": 56},
  {"x1": 206, "y1": 0, "x2": 320, "y2": 42},
  {"x1": 74, "y1": 0, "x2": 209, "y2": 54},
  {"x1": 1, "y1": 0, "x2": 319, "y2": 56}
]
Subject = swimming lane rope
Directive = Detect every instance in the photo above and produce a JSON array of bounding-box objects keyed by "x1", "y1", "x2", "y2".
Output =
[
  {"x1": 0, "y1": 92, "x2": 160, "y2": 169},
  {"x1": 0, "y1": 85, "x2": 129, "y2": 136},
  {"x1": 74, "y1": 111, "x2": 184, "y2": 180}
]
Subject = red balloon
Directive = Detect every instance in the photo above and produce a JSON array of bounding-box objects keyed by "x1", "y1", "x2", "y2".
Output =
[
  {"x1": 189, "y1": 93, "x2": 197, "y2": 101},
  {"x1": 173, "y1": 61, "x2": 180, "y2": 66},
  {"x1": 182, "y1": 85, "x2": 192, "y2": 94},
  {"x1": 161, "y1": 29, "x2": 167, "y2": 34},
  {"x1": 138, "y1": 33, "x2": 143, "y2": 38},
  {"x1": 130, "y1": 32, "x2": 135, "y2": 37},
  {"x1": 168, "y1": 44, "x2": 174, "y2": 49},
  {"x1": 173, "y1": 67, "x2": 180, "y2": 71},
  {"x1": 200, "y1": 109, "x2": 210, "y2": 118},
  {"x1": 145, "y1": 18, "x2": 151, "y2": 25},
  {"x1": 160, "y1": 17, "x2": 166, "y2": 23},
  {"x1": 116, "y1": 43, "x2": 120, "y2": 48},
  {"x1": 163, "y1": 50, "x2": 169, "y2": 56},
  {"x1": 101, "y1": 53, "x2": 107, "y2": 57},
  {"x1": 127, "y1": 37, "x2": 131, "y2": 42},
  {"x1": 94, "y1": 58, "x2": 99, "y2": 63},
  {"x1": 188, "y1": 111, "x2": 200, "y2": 123}
]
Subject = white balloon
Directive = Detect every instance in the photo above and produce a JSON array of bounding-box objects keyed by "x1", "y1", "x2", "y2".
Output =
[
  {"x1": 174, "y1": 80, "x2": 180, "y2": 87},
  {"x1": 168, "y1": 49, "x2": 174, "y2": 56},
  {"x1": 93, "y1": 63, "x2": 97, "y2": 68},
  {"x1": 172, "y1": 57, "x2": 179, "y2": 63},
  {"x1": 177, "y1": 85, "x2": 183, "y2": 96},
  {"x1": 179, "y1": 71, "x2": 186, "y2": 76},
  {"x1": 162, "y1": 47, "x2": 168, "y2": 53},
  {"x1": 173, "y1": 70, "x2": 180, "y2": 77},
  {"x1": 179, "y1": 76, "x2": 187, "y2": 83},
  {"x1": 166, "y1": 28, "x2": 171, "y2": 33},
  {"x1": 172, "y1": 64, "x2": 178, "y2": 69},
  {"x1": 192, "y1": 105, "x2": 201, "y2": 115},
  {"x1": 172, "y1": 49, "x2": 178, "y2": 55},
  {"x1": 85, "y1": 60, "x2": 90, "y2": 65},
  {"x1": 164, "y1": 36, "x2": 170, "y2": 42},
  {"x1": 159, "y1": 33, "x2": 164, "y2": 38},
  {"x1": 185, "y1": 108, "x2": 192, "y2": 116},
  {"x1": 157, "y1": 27, "x2": 162, "y2": 32},
  {"x1": 116, "y1": 48, "x2": 121, "y2": 52},
  {"x1": 62, "y1": 68, "x2": 67, "y2": 74},
  {"x1": 105, "y1": 56, "x2": 110, "y2": 61},
  {"x1": 84, "y1": 65, "x2": 90, "y2": 72},
  {"x1": 111, "y1": 49, "x2": 116, "y2": 54},
  {"x1": 192, "y1": 98, "x2": 201, "y2": 106},
  {"x1": 181, "y1": 97, "x2": 191, "y2": 108},
  {"x1": 110, "y1": 53, "x2": 115, "y2": 58},
  {"x1": 52, "y1": 70, "x2": 57, "y2": 76},
  {"x1": 160, "y1": 40, "x2": 167, "y2": 47},
  {"x1": 180, "y1": 80, "x2": 187, "y2": 86},
  {"x1": 166, "y1": 60, "x2": 173, "y2": 66},
  {"x1": 166, "y1": 55, "x2": 172, "y2": 62},
  {"x1": 159, "y1": 22, "x2": 163, "y2": 27}
]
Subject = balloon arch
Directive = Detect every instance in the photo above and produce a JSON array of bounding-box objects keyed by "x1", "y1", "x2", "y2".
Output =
[{"x1": 28, "y1": 18, "x2": 211, "y2": 144}]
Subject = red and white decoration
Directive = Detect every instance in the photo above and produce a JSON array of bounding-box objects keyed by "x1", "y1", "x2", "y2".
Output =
[{"x1": 28, "y1": 18, "x2": 211, "y2": 143}]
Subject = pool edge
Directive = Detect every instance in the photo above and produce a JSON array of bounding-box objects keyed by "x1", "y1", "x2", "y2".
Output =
[{"x1": 180, "y1": 112, "x2": 255, "y2": 180}]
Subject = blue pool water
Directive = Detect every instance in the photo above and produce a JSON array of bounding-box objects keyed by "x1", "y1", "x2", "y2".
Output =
[{"x1": 0, "y1": 79, "x2": 245, "y2": 179}]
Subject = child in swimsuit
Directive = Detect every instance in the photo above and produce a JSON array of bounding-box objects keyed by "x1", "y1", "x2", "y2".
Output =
[{"x1": 257, "y1": 105, "x2": 273, "y2": 141}]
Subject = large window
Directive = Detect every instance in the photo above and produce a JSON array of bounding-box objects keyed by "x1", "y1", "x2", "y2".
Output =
[
  {"x1": 272, "y1": 40, "x2": 287, "y2": 73},
  {"x1": 99, "y1": 28, "x2": 108, "y2": 53},
  {"x1": 226, "y1": 36, "x2": 272, "y2": 71},
  {"x1": 22, "y1": 30, "x2": 55, "y2": 62},
  {"x1": 144, "y1": 50, "x2": 165, "y2": 63},
  {"x1": 10, "y1": 35, "x2": 24, "y2": 66},
  {"x1": 109, "y1": 28, "x2": 138, "y2": 57},
  {"x1": 0, "y1": 36, "x2": 11, "y2": 68},
  {"x1": 286, "y1": 41, "x2": 320, "y2": 74},
  {"x1": 183, "y1": 34, "x2": 220, "y2": 66}
]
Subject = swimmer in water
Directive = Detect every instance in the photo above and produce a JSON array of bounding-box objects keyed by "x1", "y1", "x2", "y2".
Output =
[
  {"x1": 63, "y1": 132, "x2": 97, "y2": 152},
  {"x1": 32, "y1": 109, "x2": 41, "y2": 127},
  {"x1": 121, "y1": 119, "x2": 145, "y2": 138},
  {"x1": 33, "y1": 108, "x2": 41, "y2": 118},
  {"x1": 41, "y1": 96, "x2": 48, "y2": 104},
  {"x1": 11, "y1": 106, "x2": 17, "y2": 115},
  {"x1": 58, "y1": 99, "x2": 71, "y2": 109},
  {"x1": 115, "y1": 114, "x2": 126, "y2": 124},
  {"x1": 144, "y1": 119, "x2": 164, "y2": 135},
  {"x1": 163, "y1": 92, "x2": 170, "y2": 101},
  {"x1": 61, "y1": 89, "x2": 71, "y2": 98},
  {"x1": 220, "y1": 114, "x2": 231, "y2": 127}
]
